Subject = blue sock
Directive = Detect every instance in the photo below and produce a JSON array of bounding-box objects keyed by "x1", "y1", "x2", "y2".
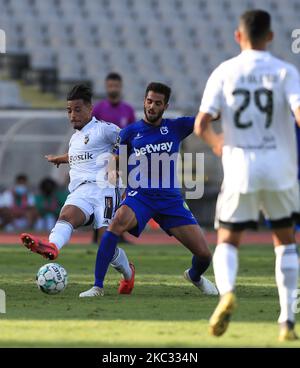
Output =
[
  {"x1": 94, "y1": 231, "x2": 119, "y2": 288},
  {"x1": 188, "y1": 255, "x2": 211, "y2": 282}
]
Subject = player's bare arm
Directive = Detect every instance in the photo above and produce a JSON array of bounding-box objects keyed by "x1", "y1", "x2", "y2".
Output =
[
  {"x1": 294, "y1": 106, "x2": 300, "y2": 127},
  {"x1": 107, "y1": 153, "x2": 120, "y2": 185},
  {"x1": 194, "y1": 112, "x2": 224, "y2": 157},
  {"x1": 45, "y1": 153, "x2": 69, "y2": 168}
]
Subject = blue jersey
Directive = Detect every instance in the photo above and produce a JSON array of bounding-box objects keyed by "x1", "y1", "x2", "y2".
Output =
[{"x1": 117, "y1": 117, "x2": 195, "y2": 197}]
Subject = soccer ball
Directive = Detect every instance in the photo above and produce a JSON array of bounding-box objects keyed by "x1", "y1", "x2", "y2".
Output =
[{"x1": 36, "y1": 263, "x2": 68, "y2": 295}]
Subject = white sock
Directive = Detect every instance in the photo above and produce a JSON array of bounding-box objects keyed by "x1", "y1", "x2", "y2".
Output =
[
  {"x1": 275, "y1": 244, "x2": 299, "y2": 324},
  {"x1": 213, "y1": 242, "x2": 238, "y2": 296},
  {"x1": 49, "y1": 220, "x2": 74, "y2": 250},
  {"x1": 110, "y1": 247, "x2": 132, "y2": 280}
]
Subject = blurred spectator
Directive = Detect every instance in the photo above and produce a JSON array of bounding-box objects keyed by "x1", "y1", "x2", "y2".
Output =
[
  {"x1": 92, "y1": 72, "x2": 136, "y2": 128},
  {"x1": 0, "y1": 174, "x2": 38, "y2": 231},
  {"x1": 35, "y1": 178, "x2": 67, "y2": 231},
  {"x1": 92, "y1": 72, "x2": 136, "y2": 244}
]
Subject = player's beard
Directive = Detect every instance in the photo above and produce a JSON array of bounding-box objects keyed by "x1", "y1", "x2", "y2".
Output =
[
  {"x1": 72, "y1": 122, "x2": 84, "y2": 130},
  {"x1": 144, "y1": 107, "x2": 164, "y2": 125},
  {"x1": 72, "y1": 119, "x2": 90, "y2": 130},
  {"x1": 108, "y1": 91, "x2": 120, "y2": 101}
]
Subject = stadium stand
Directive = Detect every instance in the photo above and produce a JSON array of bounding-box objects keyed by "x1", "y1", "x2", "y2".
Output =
[{"x1": 0, "y1": 0, "x2": 299, "y2": 109}]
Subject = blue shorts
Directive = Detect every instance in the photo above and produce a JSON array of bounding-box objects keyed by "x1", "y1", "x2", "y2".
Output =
[{"x1": 121, "y1": 191, "x2": 198, "y2": 237}]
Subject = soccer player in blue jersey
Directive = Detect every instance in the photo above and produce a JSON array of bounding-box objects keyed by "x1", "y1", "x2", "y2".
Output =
[{"x1": 81, "y1": 82, "x2": 219, "y2": 297}]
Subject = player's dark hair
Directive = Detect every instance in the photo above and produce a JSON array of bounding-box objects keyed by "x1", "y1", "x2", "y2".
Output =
[
  {"x1": 106, "y1": 72, "x2": 122, "y2": 82},
  {"x1": 67, "y1": 84, "x2": 92, "y2": 104},
  {"x1": 15, "y1": 174, "x2": 27, "y2": 182},
  {"x1": 240, "y1": 9, "x2": 271, "y2": 43},
  {"x1": 145, "y1": 82, "x2": 172, "y2": 104}
]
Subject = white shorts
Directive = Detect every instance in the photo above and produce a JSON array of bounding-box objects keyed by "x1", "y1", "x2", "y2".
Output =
[
  {"x1": 63, "y1": 183, "x2": 121, "y2": 229},
  {"x1": 215, "y1": 182, "x2": 300, "y2": 230}
]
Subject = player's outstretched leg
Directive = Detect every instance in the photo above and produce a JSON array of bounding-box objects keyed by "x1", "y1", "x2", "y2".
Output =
[
  {"x1": 20, "y1": 206, "x2": 84, "y2": 260},
  {"x1": 20, "y1": 233, "x2": 59, "y2": 260},
  {"x1": 170, "y1": 225, "x2": 218, "y2": 296}
]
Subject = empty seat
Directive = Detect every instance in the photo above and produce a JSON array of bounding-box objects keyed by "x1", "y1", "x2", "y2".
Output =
[{"x1": 0, "y1": 0, "x2": 299, "y2": 111}]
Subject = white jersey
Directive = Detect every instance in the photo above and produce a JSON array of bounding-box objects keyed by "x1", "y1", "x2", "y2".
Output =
[
  {"x1": 68, "y1": 117, "x2": 120, "y2": 192},
  {"x1": 200, "y1": 50, "x2": 300, "y2": 193}
]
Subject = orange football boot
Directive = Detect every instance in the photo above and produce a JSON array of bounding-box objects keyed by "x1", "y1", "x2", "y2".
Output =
[
  {"x1": 20, "y1": 233, "x2": 59, "y2": 260},
  {"x1": 118, "y1": 263, "x2": 135, "y2": 294}
]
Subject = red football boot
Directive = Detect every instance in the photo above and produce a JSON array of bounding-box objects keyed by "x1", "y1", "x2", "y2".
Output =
[
  {"x1": 20, "y1": 233, "x2": 59, "y2": 260},
  {"x1": 118, "y1": 263, "x2": 135, "y2": 294}
]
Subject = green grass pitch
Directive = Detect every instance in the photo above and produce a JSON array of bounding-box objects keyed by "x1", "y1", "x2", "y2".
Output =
[{"x1": 0, "y1": 242, "x2": 299, "y2": 347}]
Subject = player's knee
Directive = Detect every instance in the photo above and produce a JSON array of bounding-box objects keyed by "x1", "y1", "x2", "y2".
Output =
[
  {"x1": 191, "y1": 237, "x2": 212, "y2": 260},
  {"x1": 272, "y1": 227, "x2": 295, "y2": 246},
  {"x1": 58, "y1": 213, "x2": 71, "y2": 223},
  {"x1": 58, "y1": 213, "x2": 79, "y2": 229},
  {"x1": 218, "y1": 227, "x2": 242, "y2": 247},
  {"x1": 109, "y1": 210, "x2": 131, "y2": 234},
  {"x1": 58, "y1": 205, "x2": 86, "y2": 228}
]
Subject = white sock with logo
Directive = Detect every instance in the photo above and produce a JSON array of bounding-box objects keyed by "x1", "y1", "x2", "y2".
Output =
[
  {"x1": 49, "y1": 220, "x2": 74, "y2": 250},
  {"x1": 275, "y1": 244, "x2": 299, "y2": 324},
  {"x1": 111, "y1": 247, "x2": 132, "y2": 280},
  {"x1": 213, "y1": 243, "x2": 238, "y2": 296}
]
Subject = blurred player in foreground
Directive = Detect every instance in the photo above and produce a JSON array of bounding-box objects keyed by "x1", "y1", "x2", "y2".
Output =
[
  {"x1": 195, "y1": 10, "x2": 300, "y2": 341},
  {"x1": 20, "y1": 84, "x2": 134, "y2": 296},
  {"x1": 80, "y1": 82, "x2": 219, "y2": 297}
]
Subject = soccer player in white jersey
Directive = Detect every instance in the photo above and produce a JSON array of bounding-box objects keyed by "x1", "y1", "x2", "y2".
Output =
[
  {"x1": 20, "y1": 84, "x2": 135, "y2": 297},
  {"x1": 195, "y1": 10, "x2": 300, "y2": 341}
]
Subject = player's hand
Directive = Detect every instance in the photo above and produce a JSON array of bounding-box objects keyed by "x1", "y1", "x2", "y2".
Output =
[
  {"x1": 45, "y1": 155, "x2": 63, "y2": 168},
  {"x1": 108, "y1": 170, "x2": 119, "y2": 185},
  {"x1": 212, "y1": 134, "x2": 224, "y2": 157}
]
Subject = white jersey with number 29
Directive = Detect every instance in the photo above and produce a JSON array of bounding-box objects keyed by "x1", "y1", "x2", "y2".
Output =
[{"x1": 200, "y1": 50, "x2": 300, "y2": 193}]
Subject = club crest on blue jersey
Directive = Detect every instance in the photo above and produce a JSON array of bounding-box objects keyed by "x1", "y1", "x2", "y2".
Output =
[
  {"x1": 84, "y1": 134, "x2": 90, "y2": 144},
  {"x1": 160, "y1": 126, "x2": 169, "y2": 135},
  {"x1": 134, "y1": 132, "x2": 143, "y2": 140}
]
